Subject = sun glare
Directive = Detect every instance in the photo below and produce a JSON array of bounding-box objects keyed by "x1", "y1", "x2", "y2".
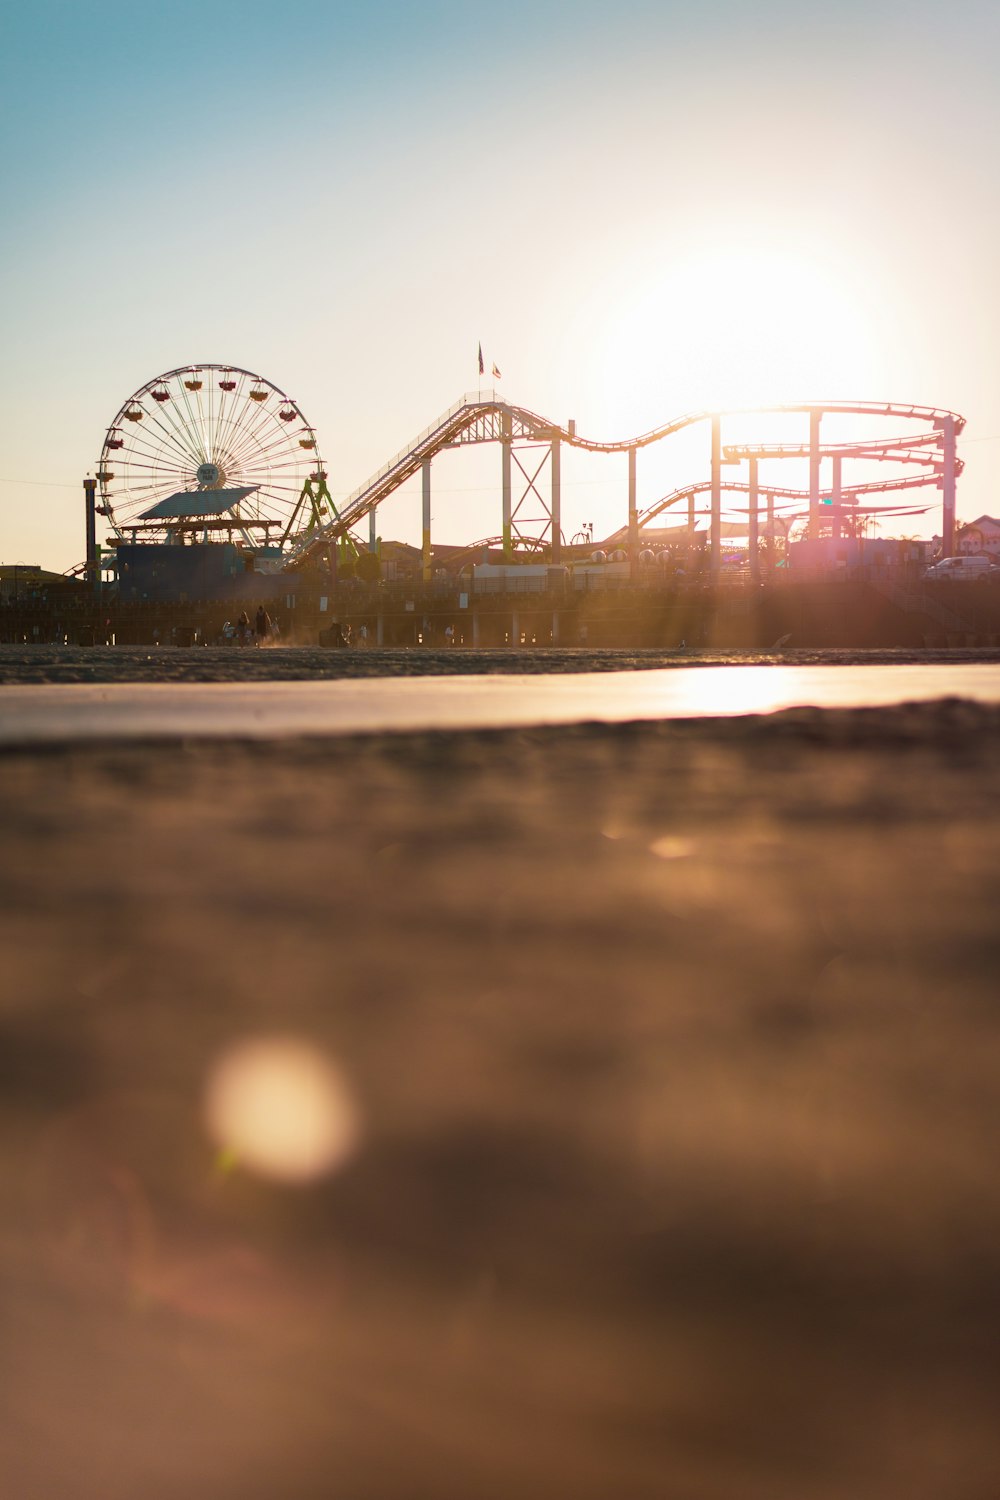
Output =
[{"x1": 598, "y1": 246, "x2": 876, "y2": 418}]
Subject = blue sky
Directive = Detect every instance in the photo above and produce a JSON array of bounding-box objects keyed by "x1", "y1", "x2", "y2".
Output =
[{"x1": 2, "y1": 0, "x2": 999, "y2": 566}]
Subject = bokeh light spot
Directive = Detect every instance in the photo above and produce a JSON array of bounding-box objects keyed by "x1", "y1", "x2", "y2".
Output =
[
  {"x1": 650, "y1": 836, "x2": 695, "y2": 860},
  {"x1": 204, "y1": 1037, "x2": 360, "y2": 1184}
]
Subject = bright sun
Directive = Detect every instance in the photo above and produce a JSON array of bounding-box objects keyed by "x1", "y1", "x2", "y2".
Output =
[{"x1": 598, "y1": 246, "x2": 876, "y2": 419}]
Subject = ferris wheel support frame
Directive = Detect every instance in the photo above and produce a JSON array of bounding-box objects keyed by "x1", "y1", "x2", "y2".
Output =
[{"x1": 278, "y1": 472, "x2": 338, "y2": 548}]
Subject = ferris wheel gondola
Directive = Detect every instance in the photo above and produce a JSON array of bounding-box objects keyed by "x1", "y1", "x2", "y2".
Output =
[{"x1": 96, "y1": 364, "x2": 326, "y2": 550}]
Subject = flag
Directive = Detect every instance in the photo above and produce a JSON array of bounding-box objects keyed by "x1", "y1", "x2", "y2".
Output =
[
  {"x1": 478, "y1": 343, "x2": 484, "y2": 376},
  {"x1": 492, "y1": 362, "x2": 502, "y2": 380}
]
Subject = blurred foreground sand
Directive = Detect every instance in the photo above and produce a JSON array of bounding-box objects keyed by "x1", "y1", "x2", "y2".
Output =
[{"x1": 1, "y1": 702, "x2": 999, "y2": 1498}]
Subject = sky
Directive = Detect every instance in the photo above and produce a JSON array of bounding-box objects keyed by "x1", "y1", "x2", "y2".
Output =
[{"x1": 2, "y1": 0, "x2": 999, "y2": 569}]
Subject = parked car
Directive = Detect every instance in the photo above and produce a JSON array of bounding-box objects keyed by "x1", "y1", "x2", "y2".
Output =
[{"x1": 924, "y1": 555, "x2": 998, "y2": 581}]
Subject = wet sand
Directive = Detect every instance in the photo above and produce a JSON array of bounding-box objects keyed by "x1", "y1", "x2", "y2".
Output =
[
  {"x1": 2, "y1": 696, "x2": 1000, "y2": 1498},
  {"x1": 2, "y1": 641, "x2": 1000, "y2": 684},
  {"x1": 4, "y1": 662, "x2": 1000, "y2": 746}
]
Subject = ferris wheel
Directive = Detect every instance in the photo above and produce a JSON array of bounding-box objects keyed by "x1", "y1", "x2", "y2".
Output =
[{"x1": 96, "y1": 364, "x2": 328, "y2": 549}]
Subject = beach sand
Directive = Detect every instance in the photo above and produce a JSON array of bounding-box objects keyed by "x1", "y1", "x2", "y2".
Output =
[
  {"x1": 1, "y1": 694, "x2": 999, "y2": 1498},
  {"x1": 2, "y1": 641, "x2": 1000, "y2": 682}
]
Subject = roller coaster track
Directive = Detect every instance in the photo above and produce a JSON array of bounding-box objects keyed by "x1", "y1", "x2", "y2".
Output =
[
  {"x1": 721, "y1": 429, "x2": 949, "y2": 462},
  {"x1": 570, "y1": 400, "x2": 965, "y2": 453},
  {"x1": 281, "y1": 392, "x2": 965, "y2": 570},
  {"x1": 619, "y1": 471, "x2": 947, "y2": 537},
  {"x1": 724, "y1": 447, "x2": 964, "y2": 471}
]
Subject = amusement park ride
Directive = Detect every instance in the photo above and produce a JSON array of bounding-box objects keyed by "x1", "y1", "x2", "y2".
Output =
[
  {"x1": 87, "y1": 365, "x2": 965, "y2": 585},
  {"x1": 94, "y1": 365, "x2": 332, "y2": 549}
]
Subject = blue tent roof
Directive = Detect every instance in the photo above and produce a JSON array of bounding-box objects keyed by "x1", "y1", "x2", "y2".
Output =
[{"x1": 137, "y1": 486, "x2": 259, "y2": 520}]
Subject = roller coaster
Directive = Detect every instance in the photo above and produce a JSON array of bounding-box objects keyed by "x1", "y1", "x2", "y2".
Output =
[{"x1": 276, "y1": 393, "x2": 964, "y2": 578}]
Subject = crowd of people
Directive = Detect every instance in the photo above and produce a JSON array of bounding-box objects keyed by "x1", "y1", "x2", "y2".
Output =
[{"x1": 222, "y1": 607, "x2": 280, "y2": 647}]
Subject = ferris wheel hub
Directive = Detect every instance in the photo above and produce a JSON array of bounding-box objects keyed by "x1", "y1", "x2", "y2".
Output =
[{"x1": 197, "y1": 461, "x2": 226, "y2": 489}]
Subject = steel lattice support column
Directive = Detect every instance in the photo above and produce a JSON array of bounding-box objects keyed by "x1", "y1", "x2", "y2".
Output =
[
  {"x1": 501, "y1": 408, "x2": 513, "y2": 560},
  {"x1": 808, "y1": 409, "x2": 822, "y2": 540},
  {"x1": 766, "y1": 492, "x2": 775, "y2": 569},
  {"x1": 369, "y1": 506, "x2": 378, "y2": 553},
  {"x1": 627, "y1": 447, "x2": 638, "y2": 576},
  {"x1": 422, "y1": 461, "x2": 432, "y2": 583},
  {"x1": 939, "y1": 416, "x2": 957, "y2": 556},
  {"x1": 710, "y1": 416, "x2": 721, "y2": 575},
  {"x1": 509, "y1": 443, "x2": 554, "y2": 550},
  {"x1": 550, "y1": 436, "x2": 561, "y2": 563}
]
